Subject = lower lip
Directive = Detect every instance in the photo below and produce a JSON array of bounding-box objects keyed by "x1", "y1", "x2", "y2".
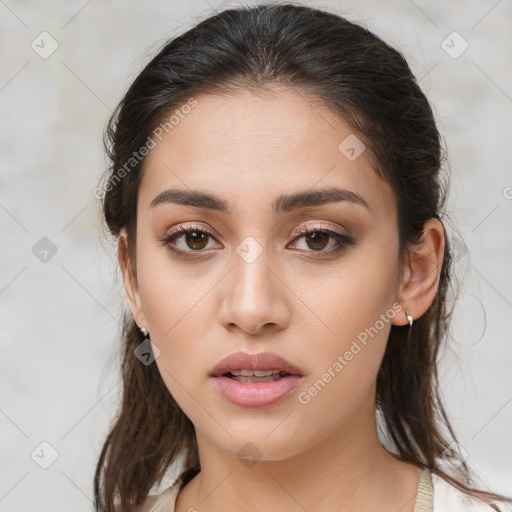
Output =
[{"x1": 212, "y1": 375, "x2": 303, "y2": 407}]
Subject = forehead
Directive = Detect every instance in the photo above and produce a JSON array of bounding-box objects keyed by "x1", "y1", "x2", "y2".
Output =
[{"x1": 139, "y1": 88, "x2": 396, "y2": 217}]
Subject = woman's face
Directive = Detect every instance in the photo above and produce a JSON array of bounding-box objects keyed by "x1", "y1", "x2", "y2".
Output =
[{"x1": 124, "y1": 88, "x2": 406, "y2": 461}]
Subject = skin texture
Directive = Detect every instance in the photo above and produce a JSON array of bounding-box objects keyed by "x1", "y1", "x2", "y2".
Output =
[{"x1": 118, "y1": 88, "x2": 445, "y2": 512}]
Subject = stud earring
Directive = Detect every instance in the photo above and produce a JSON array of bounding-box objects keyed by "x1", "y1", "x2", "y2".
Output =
[
  {"x1": 140, "y1": 326, "x2": 149, "y2": 337},
  {"x1": 405, "y1": 309, "x2": 413, "y2": 327}
]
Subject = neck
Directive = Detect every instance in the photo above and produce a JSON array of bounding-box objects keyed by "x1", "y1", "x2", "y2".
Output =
[{"x1": 175, "y1": 398, "x2": 422, "y2": 512}]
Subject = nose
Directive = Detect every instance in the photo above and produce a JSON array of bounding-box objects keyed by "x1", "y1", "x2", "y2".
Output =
[{"x1": 218, "y1": 243, "x2": 291, "y2": 336}]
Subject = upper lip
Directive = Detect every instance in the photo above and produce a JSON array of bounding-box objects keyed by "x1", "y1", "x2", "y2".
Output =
[{"x1": 210, "y1": 351, "x2": 304, "y2": 377}]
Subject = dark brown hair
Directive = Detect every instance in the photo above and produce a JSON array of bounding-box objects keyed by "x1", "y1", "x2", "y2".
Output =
[{"x1": 94, "y1": 3, "x2": 511, "y2": 511}]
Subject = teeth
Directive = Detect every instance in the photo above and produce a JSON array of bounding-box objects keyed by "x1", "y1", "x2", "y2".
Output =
[
  {"x1": 230, "y1": 373, "x2": 284, "y2": 383},
  {"x1": 253, "y1": 370, "x2": 277, "y2": 377},
  {"x1": 229, "y1": 369, "x2": 281, "y2": 377}
]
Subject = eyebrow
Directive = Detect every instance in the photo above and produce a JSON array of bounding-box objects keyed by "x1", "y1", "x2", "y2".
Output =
[{"x1": 149, "y1": 186, "x2": 370, "y2": 215}]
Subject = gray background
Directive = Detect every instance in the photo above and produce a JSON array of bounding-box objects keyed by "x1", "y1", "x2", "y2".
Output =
[{"x1": 0, "y1": 0, "x2": 511, "y2": 510}]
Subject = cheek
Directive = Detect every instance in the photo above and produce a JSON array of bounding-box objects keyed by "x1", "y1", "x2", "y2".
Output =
[
  {"x1": 293, "y1": 243, "x2": 398, "y2": 411},
  {"x1": 135, "y1": 249, "x2": 218, "y2": 403},
  {"x1": 293, "y1": 305, "x2": 391, "y2": 430},
  {"x1": 136, "y1": 239, "x2": 211, "y2": 334},
  {"x1": 139, "y1": 270, "x2": 213, "y2": 375},
  {"x1": 294, "y1": 235, "x2": 398, "y2": 340}
]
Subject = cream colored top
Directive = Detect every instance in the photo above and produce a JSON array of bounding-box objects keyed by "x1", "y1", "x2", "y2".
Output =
[{"x1": 138, "y1": 466, "x2": 496, "y2": 512}]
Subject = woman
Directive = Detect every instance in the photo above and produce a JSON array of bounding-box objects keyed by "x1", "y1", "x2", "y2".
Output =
[{"x1": 93, "y1": 3, "x2": 511, "y2": 511}]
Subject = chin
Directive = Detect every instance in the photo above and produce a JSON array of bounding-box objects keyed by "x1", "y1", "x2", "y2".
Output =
[{"x1": 218, "y1": 433, "x2": 308, "y2": 464}]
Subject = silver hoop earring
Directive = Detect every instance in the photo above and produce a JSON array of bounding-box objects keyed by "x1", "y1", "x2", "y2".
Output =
[{"x1": 405, "y1": 309, "x2": 413, "y2": 327}]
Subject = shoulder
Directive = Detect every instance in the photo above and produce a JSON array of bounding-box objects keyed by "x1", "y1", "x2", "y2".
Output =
[
  {"x1": 136, "y1": 469, "x2": 500, "y2": 512},
  {"x1": 135, "y1": 464, "x2": 200, "y2": 512},
  {"x1": 431, "y1": 473, "x2": 497, "y2": 511},
  {"x1": 135, "y1": 478, "x2": 182, "y2": 512}
]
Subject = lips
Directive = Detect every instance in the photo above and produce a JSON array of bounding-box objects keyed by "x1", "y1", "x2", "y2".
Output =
[{"x1": 210, "y1": 351, "x2": 304, "y2": 378}]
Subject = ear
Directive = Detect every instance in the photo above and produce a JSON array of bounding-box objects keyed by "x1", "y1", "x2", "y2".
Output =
[
  {"x1": 392, "y1": 218, "x2": 445, "y2": 326},
  {"x1": 118, "y1": 227, "x2": 146, "y2": 329}
]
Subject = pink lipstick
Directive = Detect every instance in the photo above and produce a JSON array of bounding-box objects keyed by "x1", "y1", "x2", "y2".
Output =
[{"x1": 210, "y1": 351, "x2": 304, "y2": 407}]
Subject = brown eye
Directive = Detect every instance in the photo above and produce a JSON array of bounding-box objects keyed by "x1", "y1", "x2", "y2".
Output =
[
  {"x1": 159, "y1": 224, "x2": 220, "y2": 259},
  {"x1": 184, "y1": 230, "x2": 209, "y2": 250},
  {"x1": 289, "y1": 226, "x2": 355, "y2": 256},
  {"x1": 304, "y1": 231, "x2": 330, "y2": 251}
]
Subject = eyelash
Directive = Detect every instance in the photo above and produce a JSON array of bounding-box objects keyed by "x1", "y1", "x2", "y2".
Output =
[{"x1": 158, "y1": 223, "x2": 355, "y2": 260}]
